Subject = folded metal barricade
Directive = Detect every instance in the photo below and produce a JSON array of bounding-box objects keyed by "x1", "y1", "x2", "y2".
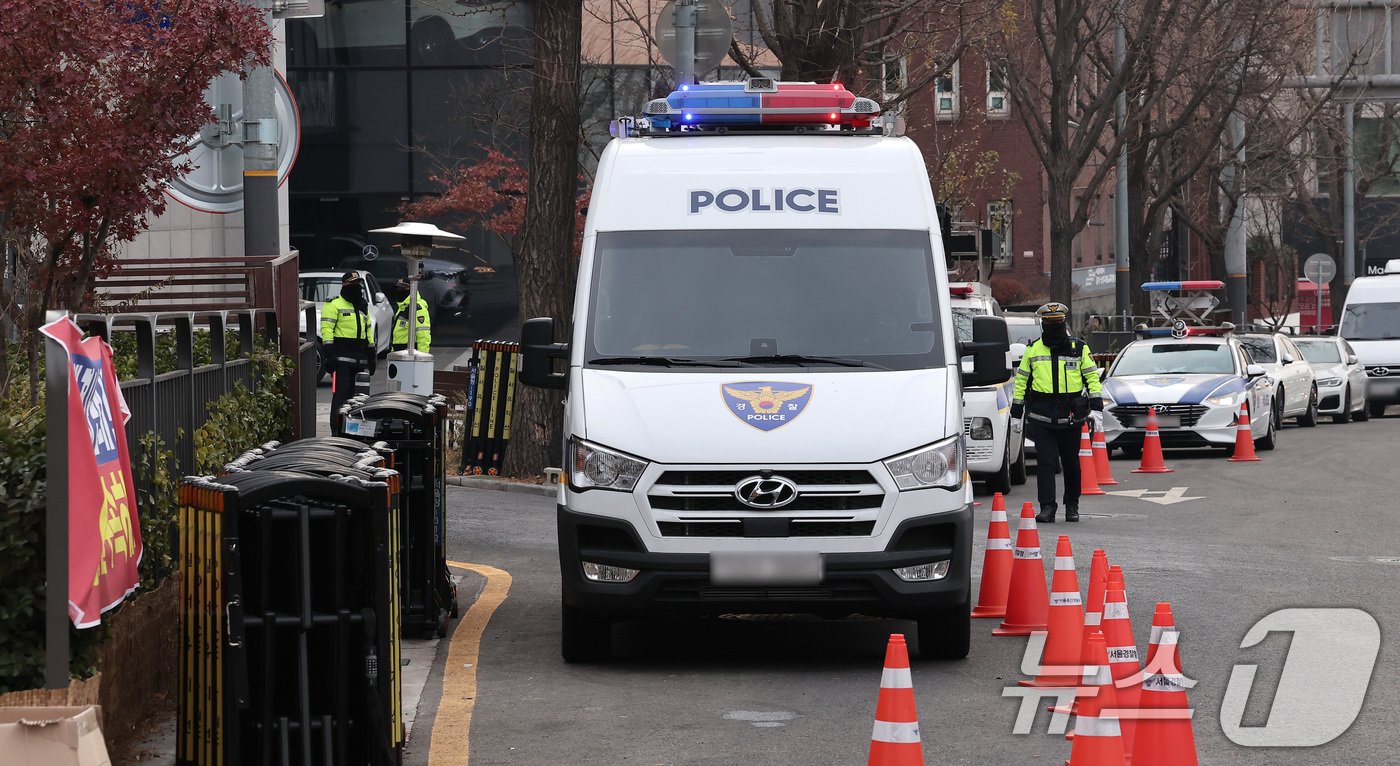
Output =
[
  {"x1": 338, "y1": 392, "x2": 458, "y2": 638},
  {"x1": 177, "y1": 464, "x2": 403, "y2": 766}
]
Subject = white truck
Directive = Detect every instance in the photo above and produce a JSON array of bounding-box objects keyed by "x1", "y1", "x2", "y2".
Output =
[
  {"x1": 948, "y1": 282, "x2": 1027, "y2": 492},
  {"x1": 517, "y1": 80, "x2": 1011, "y2": 662}
]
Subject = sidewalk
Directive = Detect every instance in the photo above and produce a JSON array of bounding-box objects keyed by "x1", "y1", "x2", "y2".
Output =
[{"x1": 107, "y1": 478, "x2": 544, "y2": 765}]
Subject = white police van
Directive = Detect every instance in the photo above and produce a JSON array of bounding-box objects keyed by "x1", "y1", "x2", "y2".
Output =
[
  {"x1": 948, "y1": 282, "x2": 1027, "y2": 492},
  {"x1": 517, "y1": 79, "x2": 1011, "y2": 662}
]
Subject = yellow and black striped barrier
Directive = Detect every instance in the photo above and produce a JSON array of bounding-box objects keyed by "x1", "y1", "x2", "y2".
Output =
[{"x1": 463, "y1": 340, "x2": 520, "y2": 476}]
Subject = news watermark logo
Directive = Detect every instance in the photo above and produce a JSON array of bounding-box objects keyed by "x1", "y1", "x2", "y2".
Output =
[{"x1": 1003, "y1": 608, "x2": 1380, "y2": 746}]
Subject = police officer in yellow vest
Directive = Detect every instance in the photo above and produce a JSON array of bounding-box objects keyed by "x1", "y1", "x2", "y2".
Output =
[
  {"x1": 321, "y1": 271, "x2": 376, "y2": 431},
  {"x1": 390, "y1": 279, "x2": 431, "y2": 352},
  {"x1": 1009, "y1": 303, "x2": 1104, "y2": 523}
]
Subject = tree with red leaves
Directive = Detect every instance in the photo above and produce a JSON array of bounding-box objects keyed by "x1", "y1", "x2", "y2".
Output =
[
  {"x1": 0, "y1": 0, "x2": 272, "y2": 399},
  {"x1": 403, "y1": 147, "x2": 588, "y2": 259}
]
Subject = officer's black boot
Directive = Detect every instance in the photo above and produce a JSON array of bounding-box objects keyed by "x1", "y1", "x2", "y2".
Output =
[
  {"x1": 1036, "y1": 503, "x2": 1057, "y2": 524},
  {"x1": 1064, "y1": 505, "x2": 1080, "y2": 522}
]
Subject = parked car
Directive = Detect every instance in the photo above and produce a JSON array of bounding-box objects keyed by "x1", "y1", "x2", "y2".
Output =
[
  {"x1": 298, "y1": 270, "x2": 395, "y2": 381},
  {"x1": 336, "y1": 252, "x2": 469, "y2": 321},
  {"x1": 1237, "y1": 332, "x2": 1319, "y2": 428},
  {"x1": 1102, "y1": 331, "x2": 1277, "y2": 454},
  {"x1": 1292, "y1": 335, "x2": 1370, "y2": 423},
  {"x1": 1338, "y1": 259, "x2": 1400, "y2": 418}
]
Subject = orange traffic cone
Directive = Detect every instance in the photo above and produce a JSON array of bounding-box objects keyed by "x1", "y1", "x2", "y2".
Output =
[
  {"x1": 1056, "y1": 550, "x2": 1110, "y2": 717},
  {"x1": 868, "y1": 634, "x2": 924, "y2": 766},
  {"x1": 1067, "y1": 632, "x2": 1128, "y2": 766},
  {"x1": 1091, "y1": 427, "x2": 1118, "y2": 485},
  {"x1": 1129, "y1": 604, "x2": 1199, "y2": 766},
  {"x1": 1021, "y1": 535, "x2": 1084, "y2": 687},
  {"x1": 1101, "y1": 567, "x2": 1142, "y2": 755},
  {"x1": 1227, "y1": 401, "x2": 1261, "y2": 462},
  {"x1": 972, "y1": 494, "x2": 1013, "y2": 619},
  {"x1": 1078, "y1": 424, "x2": 1106, "y2": 495},
  {"x1": 1131, "y1": 410, "x2": 1174, "y2": 474},
  {"x1": 993, "y1": 503, "x2": 1050, "y2": 637}
]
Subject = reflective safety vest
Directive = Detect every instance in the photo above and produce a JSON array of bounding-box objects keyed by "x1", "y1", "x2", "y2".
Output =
[
  {"x1": 1012, "y1": 338, "x2": 1103, "y2": 402},
  {"x1": 393, "y1": 295, "x2": 431, "y2": 351},
  {"x1": 320, "y1": 295, "x2": 374, "y2": 346}
]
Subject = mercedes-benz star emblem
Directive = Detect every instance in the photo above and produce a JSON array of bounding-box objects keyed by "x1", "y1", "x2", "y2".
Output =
[
  {"x1": 1372, "y1": 367, "x2": 1391, "y2": 377},
  {"x1": 734, "y1": 475, "x2": 799, "y2": 509}
]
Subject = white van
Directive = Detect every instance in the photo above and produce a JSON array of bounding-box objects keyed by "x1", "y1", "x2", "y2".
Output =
[
  {"x1": 948, "y1": 283, "x2": 1027, "y2": 492},
  {"x1": 1339, "y1": 259, "x2": 1400, "y2": 418},
  {"x1": 518, "y1": 80, "x2": 1011, "y2": 662}
]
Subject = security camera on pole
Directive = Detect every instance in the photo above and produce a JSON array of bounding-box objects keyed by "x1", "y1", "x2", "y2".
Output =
[{"x1": 368, "y1": 222, "x2": 464, "y2": 395}]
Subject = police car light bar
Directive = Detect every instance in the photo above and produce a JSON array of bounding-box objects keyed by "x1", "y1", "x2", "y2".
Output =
[
  {"x1": 641, "y1": 80, "x2": 881, "y2": 130},
  {"x1": 1141, "y1": 280, "x2": 1226, "y2": 292},
  {"x1": 1134, "y1": 321, "x2": 1235, "y2": 339}
]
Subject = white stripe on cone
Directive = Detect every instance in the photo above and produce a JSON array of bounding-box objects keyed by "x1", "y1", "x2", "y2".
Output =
[
  {"x1": 1054, "y1": 556, "x2": 1075, "y2": 569},
  {"x1": 1050, "y1": 592, "x2": 1083, "y2": 606},
  {"x1": 1073, "y1": 715, "x2": 1123, "y2": 738},
  {"x1": 1014, "y1": 547, "x2": 1043, "y2": 559},
  {"x1": 870, "y1": 719, "x2": 921, "y2": 744},
  {"x1": 987, "y1": 538, "x2": 1013, "y2": 551},
  {"x1": 880, "y1": 667, "x2": 913, "y2": 689},
  {"x1": 1103, "y1": 602, "x2": 1129, "y2": 620}
]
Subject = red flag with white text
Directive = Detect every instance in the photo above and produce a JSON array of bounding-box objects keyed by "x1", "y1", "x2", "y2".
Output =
[{"x1": 39, "y1": 316, "x2": 143, "y2": 628}]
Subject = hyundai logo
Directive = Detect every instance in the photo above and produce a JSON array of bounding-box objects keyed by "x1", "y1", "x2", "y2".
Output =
[
  {"x1": 1372, "y1": 367, "x2": 1391, "y2": 377},
  {"x1": 734, "y1": 475, "x2": 799, "y2": 509},
  {"x1": 1149, "y1": 404, "x2": 1170, "y2": 414}
]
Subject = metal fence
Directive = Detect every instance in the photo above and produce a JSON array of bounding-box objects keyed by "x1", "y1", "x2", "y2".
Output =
[{"x1": 74, "y1": 309, "x2": 315, "y2": 498}]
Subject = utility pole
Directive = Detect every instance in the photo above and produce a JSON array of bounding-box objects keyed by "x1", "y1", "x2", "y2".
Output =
[
  {"x1": 1114, "y1": 11, "x2": 1130, "y2": 318},
  {"x1": 674, "y1": 0, "x2": 697, "y2": 87}
]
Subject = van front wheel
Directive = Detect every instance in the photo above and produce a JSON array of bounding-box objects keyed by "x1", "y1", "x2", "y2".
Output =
[
  {"x1": 917, "y1": 600, "x2": 971, "y2": 660},
  {"x1": 561, "y1": 603, "x2": 612, "y2": 663}
]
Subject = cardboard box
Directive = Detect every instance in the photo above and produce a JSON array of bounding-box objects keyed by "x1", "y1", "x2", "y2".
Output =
[{"x1": 0, "y1": 706, "x2": 111, "y2": 766}]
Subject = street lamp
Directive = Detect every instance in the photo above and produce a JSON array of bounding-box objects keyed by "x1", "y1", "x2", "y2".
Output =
[{"x1": 368, "y1": 221, "x2": 464, "y2": 395}]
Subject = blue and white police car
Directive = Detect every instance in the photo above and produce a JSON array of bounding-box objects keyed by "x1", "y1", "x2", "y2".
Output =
[{"x1": 1101, "y1": 284, "x2": 1277, "y2": 455}]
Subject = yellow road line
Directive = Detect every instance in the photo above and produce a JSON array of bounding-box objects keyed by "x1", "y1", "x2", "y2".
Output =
[{"x1": 430, "y1": 561, "x2": 512, "y2": 766}]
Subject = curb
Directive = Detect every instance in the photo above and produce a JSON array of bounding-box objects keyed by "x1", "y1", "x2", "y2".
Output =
[{"x1": 447, "y1": 475, "x2": 557, "y2": 497}]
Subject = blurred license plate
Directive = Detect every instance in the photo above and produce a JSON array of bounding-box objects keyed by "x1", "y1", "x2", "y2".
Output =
[
  {"x1": 710, "y1": 551, "x2": 822, "y2": 586},
  {"x1": 1153, "y1": 414, "x2": 1181, "y2": 428}
]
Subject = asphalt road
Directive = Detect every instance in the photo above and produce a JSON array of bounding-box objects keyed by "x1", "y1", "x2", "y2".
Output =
[{"x1": 416, "y1": 413, "x2": 1400, "y2": 765}]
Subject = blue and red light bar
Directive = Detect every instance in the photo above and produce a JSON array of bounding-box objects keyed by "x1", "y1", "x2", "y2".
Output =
[
  {"x1": 642, "y1": 80, "x2": 881, "y2": 130},
  {"x1": 1141, "y1": 280, "x2": 1225, "y2": 291}
]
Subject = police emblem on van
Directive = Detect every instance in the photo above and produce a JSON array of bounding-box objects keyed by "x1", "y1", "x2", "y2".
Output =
[
  {"x1": 690, "y1": 188, "x2": 839, "y2": 214},
  {"x1": 722, "y1": 382, "x2": 813, "y2": 431}
]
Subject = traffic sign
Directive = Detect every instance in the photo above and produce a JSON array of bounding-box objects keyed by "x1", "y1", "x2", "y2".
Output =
[
  {"x1": 1304, "y1": 252, "x2": 1336, "y2": 286},
  {"x1": 655, "y1": 0, "x2": 734, "y2": 81}
]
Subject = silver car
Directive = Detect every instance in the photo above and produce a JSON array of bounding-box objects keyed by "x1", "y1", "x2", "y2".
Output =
[{"x1": 1292, "y1": 336, "x2": 1371, "y2": 423}]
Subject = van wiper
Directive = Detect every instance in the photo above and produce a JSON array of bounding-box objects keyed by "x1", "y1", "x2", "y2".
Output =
[
  {"x1": 724, "y1": 354, "x2": 889, "y2": 370},
  {"x1": 589, "y1": 356, "x2": 742, "y2": 367}
]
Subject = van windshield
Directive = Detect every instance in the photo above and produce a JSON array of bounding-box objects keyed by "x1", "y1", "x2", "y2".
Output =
[
  {"x1": 586, "y1": 229, "x2": 945, "y2": 371},
  {"x1": 1340, "y1": 301, "x2": 1400, "y2": 341}
]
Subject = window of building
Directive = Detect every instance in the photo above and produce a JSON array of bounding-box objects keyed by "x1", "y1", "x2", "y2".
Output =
[
  {"x1": 935, "y1": 60, "x2": 959, "y2": 120},
  {"x1": 988, "y1": 200, "x2": 1012, "y2": 262},
  {"x1": 986, "y1": 62, "x2": 1010, "y2": 118},
  {"x1": 883, "y1": 56, "x2": 907, "y2": 100}
]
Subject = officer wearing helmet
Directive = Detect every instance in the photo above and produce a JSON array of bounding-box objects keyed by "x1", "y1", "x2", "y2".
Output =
[
  {"x1": 320, "y1": 271, "x2": 376, "y2": 432},
  {"x1": 1009, "y1": 303, "x2": 1104, "y2": 523}
]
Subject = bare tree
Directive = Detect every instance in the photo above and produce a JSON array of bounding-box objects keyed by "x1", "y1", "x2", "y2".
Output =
[{"x1": 987, "y1": 0, "x2": 1281, "y2": 313}]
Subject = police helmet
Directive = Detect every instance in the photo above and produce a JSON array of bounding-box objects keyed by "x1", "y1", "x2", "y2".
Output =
[{"x1": 1036, "y1": 302, "x2": 1069, "y2": 323}]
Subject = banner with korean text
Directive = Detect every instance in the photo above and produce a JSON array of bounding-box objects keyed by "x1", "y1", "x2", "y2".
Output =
[{"x1": 39, "y1": 316, "x2": 143, "y2": 628}]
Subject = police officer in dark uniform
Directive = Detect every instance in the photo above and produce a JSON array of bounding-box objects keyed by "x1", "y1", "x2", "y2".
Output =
[
  {"x1": 1009, "y1": 303, "x2": 1104, "y2": 523},
  {"x1": 320, "y1": 271, "x2": 376, "y2": 431}
]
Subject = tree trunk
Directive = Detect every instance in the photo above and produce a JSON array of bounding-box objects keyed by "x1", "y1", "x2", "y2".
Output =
[
  {"x1": 502, "y1": 0, "x2": 582, "y2": 479},
  {"x1": 1048, "y1": 175, "x2": 1076, "y2": 314}
]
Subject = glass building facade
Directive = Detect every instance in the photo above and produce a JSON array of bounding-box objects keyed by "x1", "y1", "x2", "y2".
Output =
[{"x1": 284, "y1": 0, "x2": 535, "y2": 345}]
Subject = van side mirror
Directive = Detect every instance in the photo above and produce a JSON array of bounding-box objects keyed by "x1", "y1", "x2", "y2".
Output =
[
  {"x1": 959, "y1": 315, "x2": 1011, "y2": 386},
  {"x1": 519, "y1": 317, "x2": 569, "y2": 389},
  {"x1": 1246, "y1": 363, "x2": 1267, "y2": 379}
]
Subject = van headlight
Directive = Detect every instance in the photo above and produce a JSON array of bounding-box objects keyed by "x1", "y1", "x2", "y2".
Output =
[
  {"x1": 1206, "y1": 391, "x2": 1242, "y2": 407},
  {"x1": 569, "y1": 438, "x2": 647, "y2": 491},
  {"x1": 884, "y1": 436, "x2": 963, "y2": 490}
]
